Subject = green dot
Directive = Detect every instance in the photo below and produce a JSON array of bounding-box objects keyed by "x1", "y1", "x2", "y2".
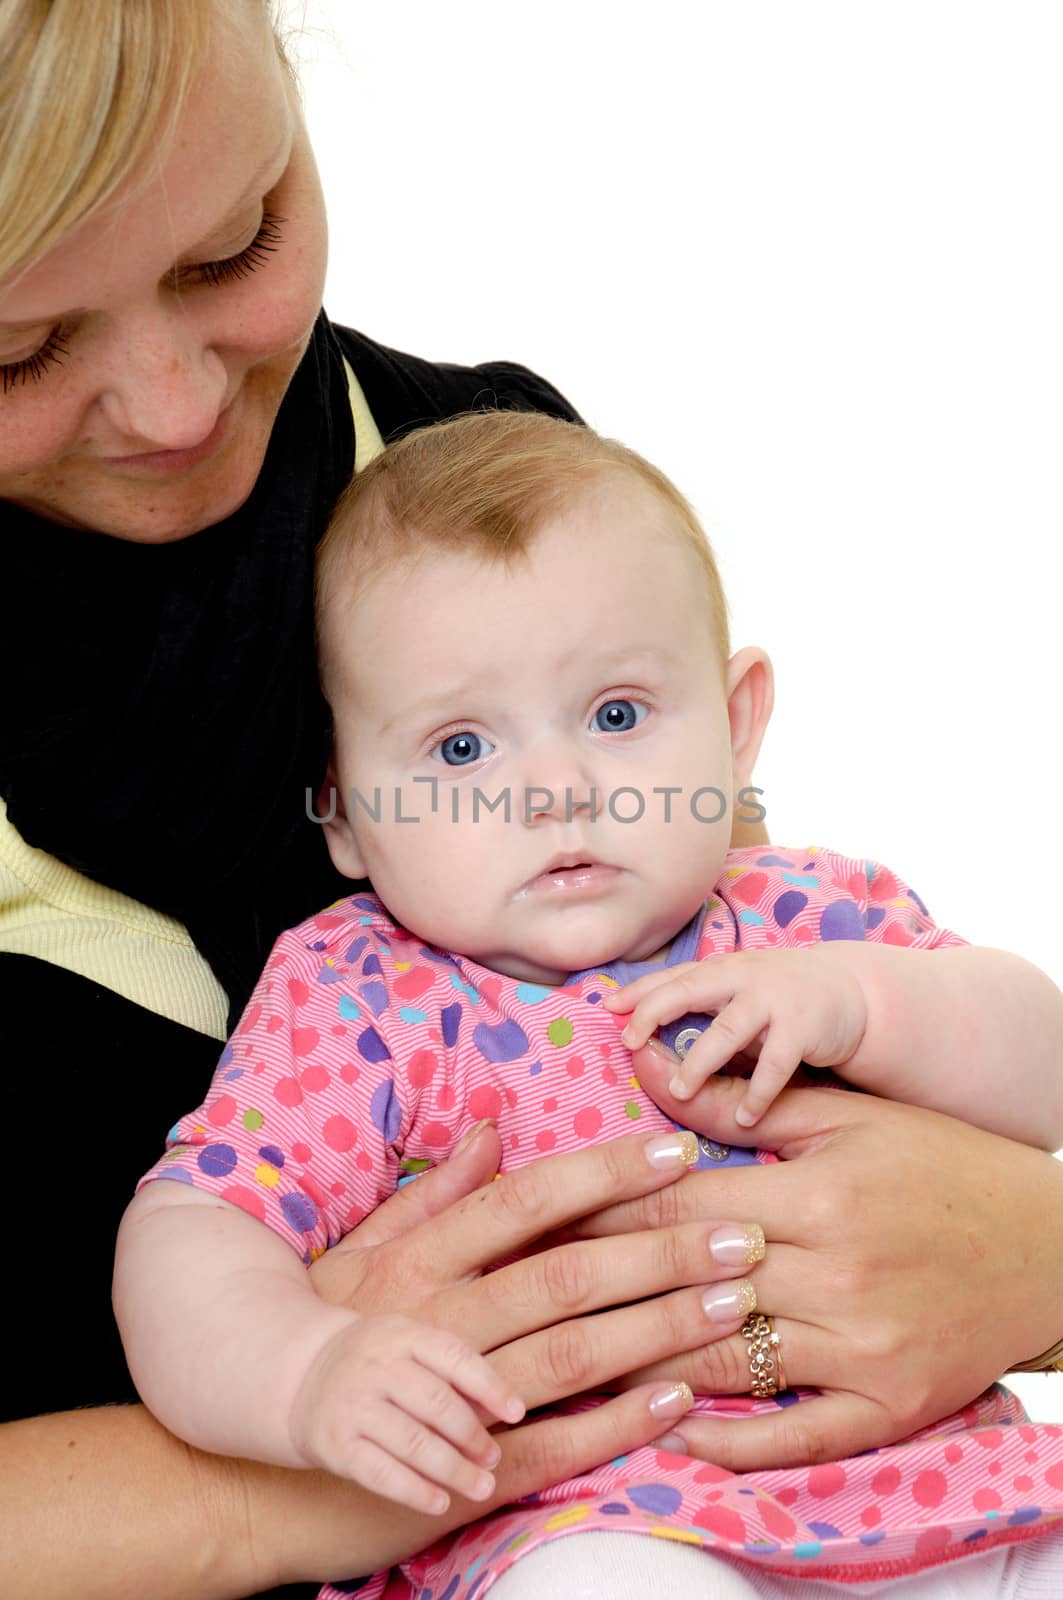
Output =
[
  {"x1": 243, "y1": 1108, "x2": 265, "y2": 1131},
  {"x1": 547, "y1": 1017, "x2": 574, "y2": 1047},
  {"x1": 624, "y1": 1101, "x2": 642, "y2": 1119}
]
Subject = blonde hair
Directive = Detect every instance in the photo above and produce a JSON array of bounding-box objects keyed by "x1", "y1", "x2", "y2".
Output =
[
  {"x1": 0, "y1": 0, "x2": 289, "y2": 284},
  {"x1": 317, "y1": 410, "x2": 731, "y2": 670}
]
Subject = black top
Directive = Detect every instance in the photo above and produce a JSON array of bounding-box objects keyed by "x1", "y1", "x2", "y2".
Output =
[{"x1": 1, "y1": 315, "x2": 580, "y2": 1026}]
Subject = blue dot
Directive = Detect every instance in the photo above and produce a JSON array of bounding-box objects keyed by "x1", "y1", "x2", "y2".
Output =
[
  {"x1": 516, "y1": 983, "x2": 552, "y2": 1005},
  {"x1": 338, "y1": 994, "x2": 361, "y2": 1021},
  {"x1": 792, "y1": 1541, "x2": 823, "y2": 1559},
  {"x1": 399, "y1": 1007, "x2": 428, "y2": 1024}
]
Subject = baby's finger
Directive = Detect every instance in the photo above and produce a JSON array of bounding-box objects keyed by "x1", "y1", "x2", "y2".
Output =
[
  {"x1": 619, "y1": 970, "x2": 739, "y2": 1051},
  {"x1": 602, "y1": 961, "x2": 701, "y2": 1013},
  {"x1": 357, "y1": 1396, "x2": 496, "y2": 1506},
  {"x1": 413, "y1": 1328, "x2": 525, "y2": 1426},
  {"x1": 400, "y1": 1361, "x2": 502, "y2": 1469},
  {"x1": 734, "y1": 1039, "x2": 804, "y2": 1127},
  {"x1": 669, "y1": 996, "x2": 767, "y2": 1101},
  {"x1": 345, "y1": 1433, "x2": 453, "y2": 1515}
]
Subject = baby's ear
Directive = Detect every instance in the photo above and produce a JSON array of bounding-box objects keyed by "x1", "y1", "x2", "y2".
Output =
[
  {"x1": 319, "y1": 756, "x2": 369, "y2": 880},
  {"x1": 726, "y1": 646, "x2": 774, "y2": 790}
]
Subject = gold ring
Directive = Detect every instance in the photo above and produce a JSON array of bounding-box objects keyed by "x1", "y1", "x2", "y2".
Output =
[{"x1": 742, "y1": 1310, "x2": 783, "y2": 1397}]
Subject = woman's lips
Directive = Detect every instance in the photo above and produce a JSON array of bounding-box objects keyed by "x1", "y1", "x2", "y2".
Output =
[{"x1": 99, "y1": 395, "x2": 236, "y2": 475}]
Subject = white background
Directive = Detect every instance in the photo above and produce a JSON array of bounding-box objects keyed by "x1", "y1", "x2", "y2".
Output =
[{"x1": 282, "y1": 1, "x2": 1062, "y2": 1416}]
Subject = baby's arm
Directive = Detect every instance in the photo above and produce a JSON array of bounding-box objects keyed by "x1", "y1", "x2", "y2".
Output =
[
  {"x1": 817, "y1": 941, "x2": 1063, "y2": 1149},
  {"x1": 608, "y1": 943, "x2": 1063, "y2": 1151},
  {"x1": 113, "y1": 1182, "x2": 524, "y2": 1515}
]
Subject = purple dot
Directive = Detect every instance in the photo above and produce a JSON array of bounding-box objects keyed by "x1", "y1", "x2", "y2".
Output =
[
  {"x1": 258, "y1": 1145, "x2": 285, "y2": 1167},
  {"x1": 773, "y1": 889, "x2": 808, "y2": 928},
  {"x1": 441, "y1": 1002, "x2": 462, "y2": 1047},
  {"x1": 357, "y1": 1025, "x2": 392, "y2": 1065},
  {"x1": 358, "y1": 980, "x2": 389, "y2": 1015},
  {"x1": 808, "y1": 1521, "x2": 843, "y2": 1539},
  {"x1": 157, "y1": 1167, "x2": 194, "y2": 1185},
  {"x1": 819, "y1": 900, "x2": 865, "y2": 942},
  {"x1": 197, "y1": 1143, "x2": 237, "y2": 1178},
  {"x1": 626, "y1": 1482, "x2": 682, "y2": 1515},
  {"x1": 1008, "y1": 1507, "x2": 1042, "y2": 1525},
  {"x1": 279, "y1": 1191, "x2": 319, "y2": 1234},
  {"x1": 909, "y1": 886, "x2": 929, "y2": 915},
  {"x1": 864, "y1": 906, "x2": 886, "y2": 931},
  {"x1": 370, "y1": 1078, "x2": 402, "y2": 1141},
  {"x1": 217, "y1": 1043, "x2": 233, "y2": 1069},
  {"x1": 362, "y1": 954, "x2": 383, "y2": 978},
  {"x1": 599, "y1": 1502, "x2": 630, "y2": 1515},
  {"x1": 472, "y1": 1018, "x2": 529, "y2": 1064}
]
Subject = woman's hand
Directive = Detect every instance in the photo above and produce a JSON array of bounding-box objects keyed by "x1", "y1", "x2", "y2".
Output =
[
  {"x1": 572, "y1": 1048, "x2": 1063, "y2": 1471},
  {"x1": 310, "y1": 1123, "x2": 766, "y2": 1408}
]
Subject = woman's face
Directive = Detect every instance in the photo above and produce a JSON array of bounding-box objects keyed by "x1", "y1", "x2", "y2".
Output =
[{"x1": 0, "y1": 6, "x2": 328, "y2": 541}]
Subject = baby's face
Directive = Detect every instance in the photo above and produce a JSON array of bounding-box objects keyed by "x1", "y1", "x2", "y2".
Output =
[{"x1": 323, "y1": 476, "x2": 747, "y2": 983}]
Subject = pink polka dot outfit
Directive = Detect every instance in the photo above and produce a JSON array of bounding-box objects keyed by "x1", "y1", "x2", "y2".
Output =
[{"x1": 140, "y1": 846, "x2": 1063, "y2": 1597}]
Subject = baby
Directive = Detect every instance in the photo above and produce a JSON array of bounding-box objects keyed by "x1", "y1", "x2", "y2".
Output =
[{"x1": 114, "y1": 412, "x2": 1063, "y2": 1595}]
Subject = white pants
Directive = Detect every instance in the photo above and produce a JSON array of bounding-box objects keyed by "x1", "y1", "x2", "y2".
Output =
[{"x1": 488, "y1": 1526, "x2": 1063, "y2": 1598}]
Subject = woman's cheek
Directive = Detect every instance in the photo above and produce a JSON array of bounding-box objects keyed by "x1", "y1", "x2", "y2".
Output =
[{"x1": 0, "y1": 381, "x2": 92, "y2": 481}]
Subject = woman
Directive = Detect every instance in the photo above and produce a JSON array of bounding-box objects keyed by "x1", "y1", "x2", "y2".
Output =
[{"x1": 2, "y1": 3, "x2": 1061, "y2": 1598}]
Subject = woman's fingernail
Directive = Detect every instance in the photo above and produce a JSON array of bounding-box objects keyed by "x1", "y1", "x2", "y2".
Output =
[
  {"x1": 701, "y1": 1280, "x2": 757, "y2": 1322},
  {"x1": 652, "y1": 1431, "x2": 689, "y2": 1455},
  {"x1": 646, "y1": 1038, "x2": 680, "y2": 1064},
  {"x1": 709, "y1": 1222, "x2": 766, "y2": 1266},
  {"x1": 456, "y1": 1118, "x2": 495, "y2": 1153},
  {"x1": 644, "y1": 1131, "x2": 699, "y2": 1170},
  {"x1": 648, "y1": 1381, "x2": 694, "y2": 1421}
]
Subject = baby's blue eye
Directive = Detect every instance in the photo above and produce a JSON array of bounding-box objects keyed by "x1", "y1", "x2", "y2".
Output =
[
  {"x1": 433, "y1": 731, "x2": 490, "y2": 766},
  {"x1": 593, "y1": 699, "x2": 645, "y2": 733}
]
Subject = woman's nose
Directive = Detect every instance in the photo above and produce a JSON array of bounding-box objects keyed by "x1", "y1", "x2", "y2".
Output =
[{"x1": 96, "y1": 308, "x2": 229, "y2": 449}]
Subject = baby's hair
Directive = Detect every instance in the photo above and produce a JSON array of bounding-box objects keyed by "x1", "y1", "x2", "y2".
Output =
[{"x1": 316, "y1": 410, "x2": 730, "y2": 674}]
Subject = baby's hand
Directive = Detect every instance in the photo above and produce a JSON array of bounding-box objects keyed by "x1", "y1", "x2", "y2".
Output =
[
  {"x1": 290, "y1": 1312, "x2": 525, "y2": 1514},
  {"x1": 603, "y1": 948, "x2": 868, "y2": 1126}
]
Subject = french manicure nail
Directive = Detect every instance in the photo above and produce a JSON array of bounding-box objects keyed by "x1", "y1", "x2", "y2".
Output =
[
  {"x1": 709, "y1": 1222, "x2": 766, "y2": 1266},
  {"x1": 653, "y1": 1431, "x2": 689, "y2": 1455},
  {"x1": 644, "y1": 1130, "x2": 699, "y2": 1170},
  {"x1": 646, "y1": 1039, "x2": 680, "y2": 1063},
  {"x1": 701, "y1": 1280, "x2": 757, "y2": 1322},
  {"x1": 648, "y1": 1381, "x2": 694, "y2": 1421}
]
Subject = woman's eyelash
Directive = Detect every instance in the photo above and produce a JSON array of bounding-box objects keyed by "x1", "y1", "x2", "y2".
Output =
[
  {"x1": 196, "y1": 211, "x2": 286, "y2": 287},
  {"x1": 0, "y1": 331, "x2": 69, "y2": 395},
  {"x1": 0, "y1": 211, "x2": 287, "y2": 394}
]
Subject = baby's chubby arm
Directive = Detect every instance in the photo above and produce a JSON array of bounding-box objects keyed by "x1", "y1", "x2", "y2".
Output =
[
  {"x1": 113, "y1": 1183, "x2": 524, "y2": 1515},
  {"x1": 606, "y1": 943, "x2": 1063, "y2": 1151}
]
